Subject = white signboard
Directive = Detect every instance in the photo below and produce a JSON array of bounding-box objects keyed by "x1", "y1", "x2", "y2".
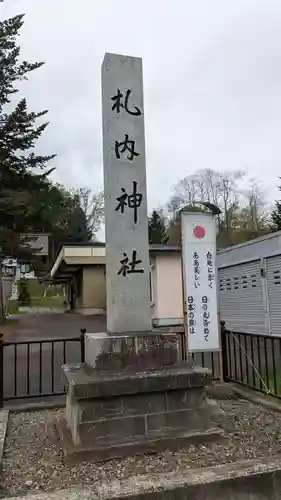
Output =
[
  {"x1": 20, "y1": 233, "x2": 49, "y2": 256},
  {"x1": 10, "y1": 281, "x2": 18, "y2": 301},
  {"x1": 181, "y1": 211, "x2": 219, "y2": 352}
]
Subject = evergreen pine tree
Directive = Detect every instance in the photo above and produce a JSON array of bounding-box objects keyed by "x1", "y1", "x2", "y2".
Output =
[
  {"x1": 148, "y1": 210, "x2": 169, "y2": 244},
  {"x1": 0, "y1": 11, "x2": 56, "y2": 257},
  {"x1": 271, "y1": 178, "x2": 281, "y2": 231},
  {"x1": 271, "y1": 201, "x2": 281, "y2": 231},
  {"x1": 18, "y1": 279, "x2": 31, "y2": 306}
]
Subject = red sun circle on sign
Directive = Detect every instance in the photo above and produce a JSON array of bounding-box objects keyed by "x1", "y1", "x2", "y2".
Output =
[{"x1": 193, "y1": 226, "x2": 206, "y2": 239}]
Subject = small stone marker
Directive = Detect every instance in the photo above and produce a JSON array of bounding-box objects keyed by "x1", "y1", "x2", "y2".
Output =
[{"x1": 102, "y1": 53, "x2": 151, "y2": 334}]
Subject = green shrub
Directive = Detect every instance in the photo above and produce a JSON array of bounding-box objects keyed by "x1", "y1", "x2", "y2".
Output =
[{"x1": 18, "y1": 280, "x2": 31, "y2": 306}]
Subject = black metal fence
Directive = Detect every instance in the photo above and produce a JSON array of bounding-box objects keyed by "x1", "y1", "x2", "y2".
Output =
[
  {"x1": 168, "y1": 328, "x2": 221, "y2": 380},
  {"x1": 3, "y1": 323, "x2": 277, "y2": 406},
  {"x1": 0, "y1": 330, "x2": 192, "y2": 405},
  {"x1": 0, "y1": 331, "x2": 85, "y2": 405},
  {"x1": 221, "y1": 325, "x2": 281, "y2": 399},
  {"x1": 191, "y1": 351, "x2": 221, "y2": 380}
]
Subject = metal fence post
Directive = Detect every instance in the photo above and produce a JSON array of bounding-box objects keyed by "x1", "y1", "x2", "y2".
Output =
[
  {"x1": 80, "y1": 328, "x2": 86, "y2": 363},
  {"x1": 0, "y1": 334, "x2": 4, "y2": 407},
  {"x1": 220, "y1": 321, "x2": 229, "y2": 382}
]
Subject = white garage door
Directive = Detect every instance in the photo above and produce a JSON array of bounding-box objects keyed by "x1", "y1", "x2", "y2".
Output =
[
  {"x1": 266, "y1": 255, "x2": 281, "y2": 336},
  {"x1": 219, "y1": 260, "x2": 266, "y2": 334}
]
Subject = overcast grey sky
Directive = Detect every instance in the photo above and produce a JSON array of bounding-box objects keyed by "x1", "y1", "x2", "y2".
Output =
[{"x1": 2, "y1": 0, "x2": 281, "y2": 210}]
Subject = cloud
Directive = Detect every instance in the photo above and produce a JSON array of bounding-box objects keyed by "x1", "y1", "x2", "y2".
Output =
[{"x1": 2, "y1": 0, "x2": 281, "y2": 211}]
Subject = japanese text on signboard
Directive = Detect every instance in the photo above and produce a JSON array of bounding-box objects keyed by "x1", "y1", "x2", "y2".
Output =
[
  {"x1": 206, "y1": 251, "x2": 214, "y2": 289},
  {"x1": 187, "y1": 295, "x2": 196, "y2": 335},
  {"x1": 111, "y1": 88, "x2": 144, "y2": 277},
  {"x1": 193, "y1": 252, "x2": 200, "y2": 288},
  {"x1": 111, "y1": 88, "x2": 141, "y2": 162},
  {"x1": 202, "y1": 295, "x2": 210, "y2": 342}
]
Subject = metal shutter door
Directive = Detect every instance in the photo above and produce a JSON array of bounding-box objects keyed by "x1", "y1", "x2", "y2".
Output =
[
  {"x1": 266, "y1": 255, "x2": 281, "y2": 336},
  {"x1": 219, "y1": 260, "x2": 265, "y2": 334}
]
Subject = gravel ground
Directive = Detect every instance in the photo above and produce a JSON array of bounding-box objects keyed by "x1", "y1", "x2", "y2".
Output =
[{"x1": 1, "y1": 400, "x2": 281, "y2": 497}]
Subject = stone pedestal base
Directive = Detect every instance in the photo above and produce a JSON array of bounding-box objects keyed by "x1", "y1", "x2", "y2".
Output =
[
  {"x1": 84, "y1": 330, "x2": 182, "y2": 369},
  {"x1": 58, "y1": 362, "x2": 224, "y2": 464}
]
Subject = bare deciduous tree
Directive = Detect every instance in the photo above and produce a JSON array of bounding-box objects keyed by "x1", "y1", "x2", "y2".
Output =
[
  {"x1": 166, "y1": 168, "x2": 272, "y2": 246},
  {"x1": 241, "y1": 179, "x2": 269, "y2": 231},
  {"x1": 74, "y1": 188, "x2": 104, "y2": 238},
  {"x1": 217, "y1": 170, "x2": 244, "y2": 232},
  {"x1": 168, "y1": 168, "x2": 244, "y2": 224}
]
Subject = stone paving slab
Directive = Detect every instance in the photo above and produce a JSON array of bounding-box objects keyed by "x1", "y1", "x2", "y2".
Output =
[
  {"x1": 0, "y1": 410, "x2": 9, "y2": 468},
  {"x1": 3, "y1": 456, "x2": 281, "y2": 500}
]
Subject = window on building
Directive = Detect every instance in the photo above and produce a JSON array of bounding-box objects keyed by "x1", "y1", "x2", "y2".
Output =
[
  {"x1": 20, "y1": 263, "x2": 32, "y2": 275},
  {"x1": 149, "y1": 263, "x2": 154, "y2": 304}
]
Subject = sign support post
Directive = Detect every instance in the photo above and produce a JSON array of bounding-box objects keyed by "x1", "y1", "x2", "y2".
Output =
[{"x1": 180, "y1": 232, "x2": 188, "y2": 360}]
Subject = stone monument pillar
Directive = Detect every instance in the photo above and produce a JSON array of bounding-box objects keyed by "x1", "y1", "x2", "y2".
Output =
[
  {"x1": 102, "y1": 53, "x2": 151, "y2": 334},
  {"x1": 58, "y1": 53, "x2": 223, "y2": 464}
]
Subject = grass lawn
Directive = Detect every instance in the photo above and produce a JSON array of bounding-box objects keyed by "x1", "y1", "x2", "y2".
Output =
[
  {"x1": 30, "y1": 295, "x2": 65, "y2": 308},
  {"x1": 26, "y1": 280, "x2": 64, "y2": 298},
  {"x1": 244, "y1": 367, "x2": 281, "y2": 397},
  {"x1": 7, "y1": 280, "x2": 66, "y2": 314},
  {"x1": 7, "y1": 296, "x2": 65, "y2": 313}
]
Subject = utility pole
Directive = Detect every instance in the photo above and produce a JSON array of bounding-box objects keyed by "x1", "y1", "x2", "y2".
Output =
[{"x1": 0, "y1": 263, "x2": 5, "y2": 324}]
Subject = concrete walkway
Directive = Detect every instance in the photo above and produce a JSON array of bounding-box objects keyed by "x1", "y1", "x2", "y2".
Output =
[
  {"x1": 0, "y1": 410, "x2": 9, "y2": 468},
  {"x1": 5, "y1": 312, "x2": 106, "y2": 342}
]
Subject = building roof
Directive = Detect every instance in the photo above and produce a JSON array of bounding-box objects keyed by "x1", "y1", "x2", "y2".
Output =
[
  {"x1": 217, "y1": 230, "x2": 281, "y2": 268},
  {"x1": 57, "y1": 241, "x2": 180, "y2": 251},
  {"x1": 48, "y1": 242, "x2": 181, "y2": 283},
  {"x1": 149, "y1": 244, "x2": 180, "y2": 253},
  {"x1": 217, "y1": 230, "x2": 281, "y2": 254},
  {"x1": 52, "y1": 241, "x2": 180, "y2": 264},
  {"x1": 58, "y1": 241, "x2": 106, "y2": 247}
]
